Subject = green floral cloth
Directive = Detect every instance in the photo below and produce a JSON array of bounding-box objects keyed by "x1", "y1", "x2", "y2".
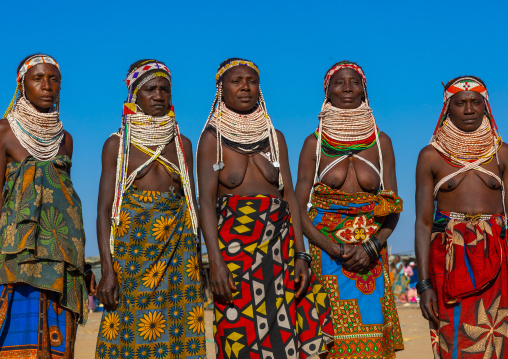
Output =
[{"x1": 0, "y1": 156, "x2": 87, "y2": 324}]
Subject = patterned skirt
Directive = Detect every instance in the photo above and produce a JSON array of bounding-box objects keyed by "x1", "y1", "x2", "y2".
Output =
[
  {"x1": 95, "y1": 187, "x2": 206, "y2": 359},
  {"x1": 0, "y1": 284, "x2": 77, "y2": 358},
  {"x1": 429, "y1": 211, "x2": 508, "y2": 359},
  {"x1": 214, "y1": 194, "x2": 333, "y2": 359},
  {"x1": 309, "y1": 189, "x2": 403, "y2": 358}
]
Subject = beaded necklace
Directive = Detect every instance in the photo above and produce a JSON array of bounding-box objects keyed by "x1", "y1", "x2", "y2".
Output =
[
  {"x1": 315, "y1": 102, "x2": 378, "y2": 156},
  {"x1": 431, "y1": 116, "x2": 501, "y2": 167},
  {"x1": 198, "y1": 60, "x2": 283, "y2": 191},
  {"x1": 7, "y1": 97, "x2": 63, "y2": 161}
]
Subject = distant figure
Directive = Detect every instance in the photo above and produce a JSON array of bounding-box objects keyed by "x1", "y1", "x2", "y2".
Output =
[
  {"x1": 295, "y1": 61, "x2": 404, "y2": 358},
  {"x1": 391, "y1": 255, "x2": 407, "y2": 302},
  {"x1": 94, "y1": 60, "x2": 205, "y2": 358},
  {"x1": 0, "y1": 54, "x2": 87, "y2": 358},
  {"x1": 415, "y1": 76, "x2": 508, "y2": 358}
]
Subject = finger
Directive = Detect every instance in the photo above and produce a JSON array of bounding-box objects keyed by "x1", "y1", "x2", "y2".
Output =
[
  {"x1": 223, "y1": 282, "x2": 233, "y2": 303},
  {"x1": 430, "y1": 299, "x2": 439, "y2": 324},
  {"x1": 114, "y1": 284, "x2": 120, "y2": 305},
  {"x1": 421, "y1": 305, "x2": 430, "y2": 321},
  {"x1": 294, "y1": 265, "x2": 301, "y2": 283},
  {"x1": 228, "y1": 275, "x2": 237, "y2": 292},
  {"x1": 296, "y1": 273, "x2": 305, "y2": 298}
]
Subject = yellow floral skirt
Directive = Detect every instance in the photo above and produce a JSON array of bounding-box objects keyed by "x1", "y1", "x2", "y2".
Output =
[{"x1": 95, "y1": 186, "x2": 206, "y2": 359}]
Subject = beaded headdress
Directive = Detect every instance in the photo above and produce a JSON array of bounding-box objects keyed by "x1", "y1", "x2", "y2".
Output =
[
  {"x1": 314, "y1": 61, "x2": 383, "y2": 188},
  {"x1": 4, "y1": 54, "x2": 61, "y2": 118},
  {"x1": 431, "y1": 76, "x2": 497, "y2": 140},
  {"x1": 110, "y1": 60, "x2": 197, "y2": 253},
  {"x1": 198, "y1": 58, "x2": 284, "y2": 190}
]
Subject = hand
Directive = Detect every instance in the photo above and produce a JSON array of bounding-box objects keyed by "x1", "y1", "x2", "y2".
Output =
[
  {"x1": 294, "y1": 259, "x2": 310, "y2": 298},
  {"x1": 96, "y1": 268, "x2": 120, "y2": 310},
  {"x1": 209, "y1": 259, "x2": 237, "y2": 304},
  {"x1": 342, "y1": 244, "x2": 372, "y2": 273},
  {"x1": 326, "y1": 241, "x2": 347, "y2": 261},
  {"x1": 420, "y1": 289, "x2": 439, "y2": 325}
]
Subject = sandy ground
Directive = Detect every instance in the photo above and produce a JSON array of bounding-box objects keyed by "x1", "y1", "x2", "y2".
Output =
[{"x1": 75, "y1": 303, "x2": 433, "y2": 358}]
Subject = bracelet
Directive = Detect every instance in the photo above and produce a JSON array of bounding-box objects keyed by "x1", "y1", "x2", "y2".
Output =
[
  {"x1": 295, "y1": 252, "x2": 312, "y2": 265},
  {"x1": 361, "y1": 241, "x2": 377, "y2": 261},
  {"x1": 371, "y1": 237, "x2": 382, "y2": 254},
  {"x1": 416, "y1": 279, "x2": 433, "y2": 295}
]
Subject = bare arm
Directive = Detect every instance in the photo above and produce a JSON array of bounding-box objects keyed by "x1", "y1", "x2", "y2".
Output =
[
  {"x1": 197, "y1": 131, "x2": 236, "y2": 303},
  {"x1": 295, "y1": 135, "x2": 344, "y2": 259},
  {"x1": 415, "y1": 145, "x2": 439, "y2": 324},
  {"x1": 276, "y1": 130, "x2": 310, "y2": 297},
  {"x1": 96, "y1": 136, "x2": 121, "y2": 308},
  {"x1": 374, "y1": 132, "x2": 400, "y2": 246}
]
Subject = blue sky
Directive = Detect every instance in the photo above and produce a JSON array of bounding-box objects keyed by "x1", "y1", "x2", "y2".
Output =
[{"x1": 1, "y1": 1, "x2": 507, "y2": 256}]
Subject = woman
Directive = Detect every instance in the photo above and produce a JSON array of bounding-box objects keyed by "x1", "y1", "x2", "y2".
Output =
[
  {"x1": 197, "y1": 58, "x2": 333, "y2": 359},
  {"x1": 295, "y1": 61, "x2": 404, "y2": 358},
  {"x1": 391, "y1": 255, "x2": 407, "y2": 302},
  {"x1": 415, "y1": 76, "x2": 508, "y2": 358},
  {"x1": 0, "y1": 54, "x2": 87, "y2": 357},
  {"x1": 95, "y1": 60, "x2": 205, "y2": 359}
]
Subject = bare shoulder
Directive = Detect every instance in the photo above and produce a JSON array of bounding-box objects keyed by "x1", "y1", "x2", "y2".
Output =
[
  {"x1": 179, "y1": 134, "x2": 193, "y2": 153},
  {"x1": 274, "y1": 129, "x2": 287, "y2": 144},
  {"x1": 103, "y1": 134, "x2": 120, "y2": 155},
  {"x1": 303, "y1": 133, "x2": 317, "y2": 147},
  {"x1": 197, "y1": 130, "x2": 216, "y2": 150},
  {"x1": 63, "y1": 130, "x2": 73, "y2": 143},
  {"x1": 417, "y1": 144, "x2": 440, "y2": 165},
  {"x1": 378, "y1": 131, "x2": 393, "y2": 147},
  {"x1": 0, "y1": 118, "x2": 12, "y2": 136}
]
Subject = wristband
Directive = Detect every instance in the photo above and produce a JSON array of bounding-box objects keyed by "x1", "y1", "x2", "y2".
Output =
[
  {"x1": 361, "y1": 241, "x2": 377, "y2": 261},
  {"x1": 416, "y1": 279, "x2": 433, "y2": 295},
  {"x1": 371, "y1": 237, "x2": 382, "y2": 254},
  {"x1": 295, "y1": 252, "x2": 312, "y2": 265}
]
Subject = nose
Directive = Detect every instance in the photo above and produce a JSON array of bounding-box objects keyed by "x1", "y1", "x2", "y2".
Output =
[
  {"x1": 41, "y1": 77, "x2": 51, "y2": 91},
  {"x1": 240, "y1": 79, "x2": 250, "y2": 91},
  {"x1": 153, "y1": 88, "x2": 164, "y2": 101},
  {"x1": 343, "y1": 80, "x2": 353, "y2": 93},
  {"x1": 464, "y1": 101, "x2": 474, "y2": 114}
]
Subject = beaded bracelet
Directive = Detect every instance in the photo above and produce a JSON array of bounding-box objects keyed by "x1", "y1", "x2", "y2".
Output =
[
  {"x1": 295, "y1": 252, "x2": 312, "y2": 265},
  {"x1": 416, "y1": 279, "x2": 433, "y2": 295}
]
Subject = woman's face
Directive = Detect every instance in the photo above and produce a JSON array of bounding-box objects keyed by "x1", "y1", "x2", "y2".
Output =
[
  {"x1": 222, "y1": 66, "x2": 259, "y2": 113},
  {"x1": 328, "y1": 68, "x2": 364, "y2": 109},
  {"x1": 136, "y1": 77, "x2": 172, "y2": 117},
  {"x1": 23, "y1": 63, "x2": 60, "y2": 112},
  {"x1": 448, "y1": 91, "x2": 485, "y2": 132}
]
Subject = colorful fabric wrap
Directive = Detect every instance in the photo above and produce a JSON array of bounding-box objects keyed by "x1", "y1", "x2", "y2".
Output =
[
  {"x1": 0, "y1": 156, "x2": 87, "y2": 324},
  {"x1": 432, "y1": 77, "x2": 498, "y2": 139},
  {"x1": 429, "y1": 211, "x2": 508, "y2": 358},
  {"x1": 214, "y1": 194, "x2": 334, "y2": 359},
  {"x1": 308, "y1": 183, "x2": 403, "y2": 358},
  {"x1": 0, "y1": 284, "x2": 77, "y2": 358},
  {"x1": 324, "y1": 61, "x2": 366, "y2": 93},
  {"x1": 96, "y1": 186, "x2": 206, "y2": 359},
  {"x1": 215, "y1": 59, "x2": 259, "y2": 83}
]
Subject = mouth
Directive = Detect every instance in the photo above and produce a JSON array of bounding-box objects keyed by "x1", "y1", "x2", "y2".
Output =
[
  {"x1": 341, "y1": 97, "x2": 355, "y2": 103},
  {"x1": 40, "y1": 96, "x2": 54, "y2": 102},
  {"x1": 238, "y1": 97, "x2": 252, "y2": 102}
]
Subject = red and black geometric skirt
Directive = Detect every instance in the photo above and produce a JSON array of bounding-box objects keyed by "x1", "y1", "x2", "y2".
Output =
[{"x1": 214, "y1": 194, "x2": 333, "y2": 359}]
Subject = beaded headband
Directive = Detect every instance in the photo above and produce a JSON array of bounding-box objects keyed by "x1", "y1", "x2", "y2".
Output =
[
  {"x1": 324, "y1": 61, "x2": 366, "y2": 92},
  {"x1": 215, "y1": 60, "x2": 259, "y2": 84},
  {"x1": 125, "y1": 62, "x2": 171, "y2": 91},
  {"x1": 443, "y1": 77, "x2": 488, "y2": 103},
  {"x1": 17, "y1": 55, "x2": 60, "y2": 82}
]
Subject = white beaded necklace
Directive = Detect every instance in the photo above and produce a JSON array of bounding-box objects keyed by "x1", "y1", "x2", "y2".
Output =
[
  {"x1": 7, "y1": 97, "x2": 63, "y2": 161},
  {"x1": 128, "y1": 111, "x2": 175, "y2": 147}
]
